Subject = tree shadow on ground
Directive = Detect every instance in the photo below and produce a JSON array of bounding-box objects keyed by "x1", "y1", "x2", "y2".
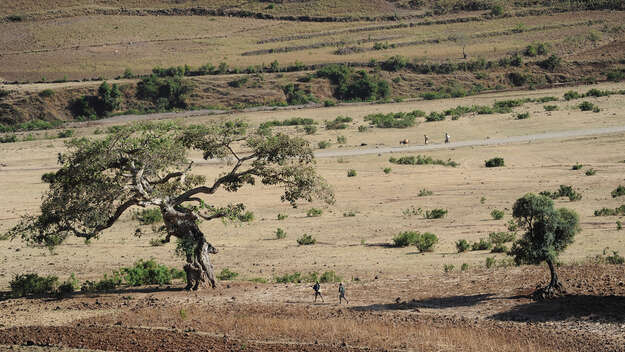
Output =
[
  {"x1": 351, "y1": 293, "x2": 498, "y2": 312},
  {"x1": 491, "y1": 294, "x2": 625, "y2": 323},
  {"x1": 0, "y1": 285, "x2": 187, "y2": 302},
  {"x1": 364, "y1": 243, "x2": 395, "y2": 248}
]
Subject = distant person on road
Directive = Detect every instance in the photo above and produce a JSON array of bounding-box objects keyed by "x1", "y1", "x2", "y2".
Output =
[
  {"x1": 424, "y1": 134, "x2": 429, "y2": 145},
  {"x1": 338, "y1": 283, "x2": 349, "y2": 304},
  {"x1": 444, "y1": 132, "x2": 450, "y2": 144},
  {"x1": 312, "y1": 281, "x2": 324, "y2": 303}
]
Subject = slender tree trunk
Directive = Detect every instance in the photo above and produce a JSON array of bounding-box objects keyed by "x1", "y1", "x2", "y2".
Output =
[{"x1": 533, "y1": 259, "x2": 564, "y2": 300}]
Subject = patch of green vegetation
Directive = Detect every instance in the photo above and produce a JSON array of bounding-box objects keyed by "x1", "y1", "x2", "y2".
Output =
[
  {"x1": 133, "y1": 208, "x2": 163, "y2": 225},
  {"x1": 347, "y1": 169, "x2": 357, "y2": 177},
  {"x1": 456, "y1": 239, "x2": 470, "y2": 253},
  {"x1": 217, "y1": 268, "x2": 239, "y2": 281},
  {"x1": 594, "y1": 205, "x2": 625, "y2": 217},
  {"x1": 364, "y1": 111, "x2": 423, "y2": 128},
  {"x1": 490, "y1": 209, "x2": 504, "y2": 220},
  {"x1": 325, "y1": 116, "x2": 352, "y2": 130},
  {"x1": 306, "y1": 208, "x2": 323, "y2": 217},
  {"x1": 297, "y1": 234, "x2": 316, "y2": 245},
  {"x1": 539, "y1": 185, "x2": 582, "y2": 201},
  {"x1": 389, "y1": 155, "x2": 458, "y2": 167},
  {"x1": 485, "y1": 157, "x2": 504, "y2": 168},
  {"x1": 611, "y1": 185, "x2": 625, "y2": 198},
  {"x1": 275, "y1": 228, "x2": 287, "y2": 239}
]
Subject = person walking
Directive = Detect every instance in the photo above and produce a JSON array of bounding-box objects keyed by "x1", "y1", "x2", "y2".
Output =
[
  {"x1": 444, "y1": 132, "x2": 450, "y2": 144},
  {"x1": 338, "y1": 282, "x2": 349, "y2": 304},
  {"x1": 312, "y1": 281, "x2": 324, "y2": 303}
]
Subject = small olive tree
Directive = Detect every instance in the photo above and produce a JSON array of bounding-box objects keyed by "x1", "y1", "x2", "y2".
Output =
[
  {"x1": 509, "y1": 193, "x2": 580, "y2": 299},
  {"x1": 7, "y1": 120, "x2": 333, "y2": 290}
]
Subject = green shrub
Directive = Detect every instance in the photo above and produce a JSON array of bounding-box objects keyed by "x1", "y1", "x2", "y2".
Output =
[
  {"x1": 485, "y1": 157, "x2": 505, "y2": 168},
  {"x1": 540, "y1": 185, "x2": 582, "y2": 201},
  {"x1": 56, "y1": 274, "x2": 78, "y2": 298},
  {"x1": 490, "y1": 4, "x2": 504, "y2": 16},
  {"x1": 121, "y1": 259, "x2": 178, "y2": 286},
  {"x1": 564, "y1": 91, "x2": 581, "y2": 100},
  {"x1": 358, "y1": 125, "x2": 368, "y2": 132},
  {"x1": 617, "y1": 221, "x2": 622, "y2": 231},
  {"x1": 594, "y1": 205, "x2": 625, "y2": 216},
  {"x1": 490, "y1": 209, "x2": 504, "y2": 220},
  {"x1": 607, "y1": 70, "x2": 625, "y2": 82},
  {"x1": 364, "y1": 111, "x2": 422, "y2": 128},
  {"x1": 249, "y1": 277, "x2": 268, "y2": 283},
  {"x1": 456, "y1": 239, "x2": 470, "y2": 253},
  {"x1": 137, "y1": 75, "x2": 192, "y2": 110},
  {"x1": 611, "y1": 185, "x2": 625, "y2": 198},
  {"x1": 472, "y1": 238, "x2": 492, "y2": 251},
  {"x1": 217, "y1": 268, "x2": 239, "y2": 281},
  {"x1": 0, "y1": 134, "x2": 17, "y2": 143},
  {"x1": 276, "y1": 228, "x2": 286, "y2": 239},
  {"x1": 57, "y1": 129, "x2": 74, "y2": 138},
  {"x1": 381, "y1": 55, "x2": 408, "y2": 72},
  {"x1": 347, "y1": 169, "x2": 357, "y2": 177},
  {"x1": 415, "y1": 232, "x2": 438, "y2": 252},
  {"x1": 393, "y1": 231, "x2": 419, "y2": 247},
  {"x1": 228, "y1": 77, "x2": 248, "y2": 88},
  {"x1": 578, "y1": 101, "x2": 596, "y2": 111},
  {"x1": 277, "y1": 213, "x2": 288, "y2": 220},
  {"x1": 585, "y1": 168, "x2": 596, "y2": 176},
  {"x1": 516, "y1": 112, "x2": 530, "y2": 120},
  {"x1": 133, "y1": 208, "x2": 163, "y2": 225},
  {"x1": 318, "y1": 141, "x2": 331, "y2": 149},
  {"x1": 461, "y1": 263, "x2": 469, "y2": 271},
  {"x1": 80, "y1": 272, "x2": 122, "y2": 292},
  {"x1": 297, "y1": 234, "x2": 316, "y2": 245},
  {"x1": 324, "y1": 100, "x2": 337, "y2": 107},
  {"x1": 316, "y1": 65, "x2": 390, "y2": 101},
  {"x1": 383, "y1": 167, "x2": 392, "y2": 174},
  {"x1": 10, "y1": 274, "x2": 59, "y2": 298},
  {"x1": 237, "y1": 211, "x2": 255, "y2": 222},
  {"x1": 304, "y1": 125, "x2": 317, "y2": 135},
  {"x1": 282, "y1": 83, "x2": 317, "y2": 105},
  {"x1": 336, "y1": 135, "x2": 346, "y2": 144},
  {"x1": 418, "y1": 189, "x2": 433, "y2": 197},
  {"x1": 343, "y1": 211, "x2": 356, "y2": 217},
  {"x1": 485, "y1": 257, "x2": 496, "y2": 268},
  {"x1": 306, "y1": 208, "x2": 323, "y2": 217},
  {"x1": 389, "y1": 155, "x2": 458, "y2": 167},
  {"x1": 507, "y1": 72, "x2": 528, "y2": 86},
  {"x1": 274, "y1": 272, "x2": 303, "y2": 283},
  {"x1": 488, "y1": 232, "x2": 515, "y2": 245},
  {"x1": 319, "y1": 270, "x2": 342, "y2": 283},
  {"x1": 424, "y1": 208, "x2": 447, "y2": 219},
  {"x1": 491, "y1": 244, "x2": 508, "y2": 253},
  {"x1": 537, "y1": 55, "x2": 561, "y2": 71},
  {"x1": 443, "y1": 264, "x2": 455, "y2": 273},
  {"x1": 572, "y1": 163, "x2": 583, "y2": 170},
  {"x1": 149, "y1": 238, "x2": 165, "y2": 246},
  {"x1": 39, "y1": 89, "x2": 55, "y2": 98}
]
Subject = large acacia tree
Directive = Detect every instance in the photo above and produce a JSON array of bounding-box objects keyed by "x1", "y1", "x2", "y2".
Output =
[
  {"x1": 509, "y1": 193, "x2": 580, "y2": 299},
  {"x1": 7, "y1": 120, "x2": 333, "y2": 290}
]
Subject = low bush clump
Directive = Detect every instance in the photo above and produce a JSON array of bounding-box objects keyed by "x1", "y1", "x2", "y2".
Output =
[
  {"x1": 217, "y1": 268, "x2": 239, "y2": 281},
  {"x1": 564, "y1": 91, "x2": 581, "y2": 100},
  {"x1": 260, "y1": 117, "x2": 316, "y2": 129},
  {"x1": 490, "y1": 209, "x2": 504, "y2": 220},
  {"x1": 415, "y1": 232, "x2": 438, "y2": 252},
  {"x1": 393, "y1": 231, "x2": 420, "y2": 247},
  {"x1": 297, "y1": 234, "x2": 316, "y2": 245},
  {"x1": 491, "y1": 244, "x2": 508, "y2": 253},
  {"x1": 318, "y1": 141, "x2": 331, "y2": 149},
  {"x1": 578, "y1": 101, "x2": 597, "y2": 111},
  {"x1": 325, "y1": 116, "x2": 352, "y2": 130},
  {"x1": 516, "y1": 112, "x2": 530, "y2": 120},
  {"x1": 304, "y1": 125, "x2": 317, "y2": 135},
  {"x1": 594, "y1": 205, "x2": 625, "y2": 217},
  {"x1": 237, "y1": 211, "x2": 255, "y2": 222},
  {"x1": 488, "y1": 232, "x2": 515, "y2": 245},
  {"x1": 10, "y1": 274, "x2": 59, "y2": 298},
  {"x1": 539, "y1": 185, "x2": 582, "y2": 201},
  {"x1": 424, "y1": 208, "x2": 447, "y2": 219},
  {"x1": 418, "y1": 189, "x2": 433, "y2": 197},
  {"x1": 585, "y1": 168, "x2": 597, "y2": 176},
  {"x1": 456, "y1": 239, "x2": 470, "y2": 253},
  {"x1": 461, "y1": 263, "x2": 469, "y2": 271},
  {"x1": 485, "y1": 157, "x2": 505, "y2": 168},
  {"x1": 611, "y1": 185, "x2": 625, "y2": 198},
  {"x1": 347, "y1": 169, "x2": 357, "y2": 177},
  {"x1": 364, "y1": 111, "x2": 422, "y2": 128},
  {"x1": 121, "y1": 259, "x2": 183, "y2": 286},
  {"x1": 383, "y1": 167, "x2": 392, "y2": 174},
  {"x1": 472, "y1": 238, "x2": 492, "y2": 251},
  {"x1": 275, "y1": 228, "x2": 286, "y2": 239},
  {"x1": 306, "y1": 208, "x2": 323, "y2": 217},
  {"x1": 572, "y1": 163, "x2": 583, "y2": 170},
  {"x1": 485, "y1": 257, "x2": 496, "y2": 268},
  {"x1": 389, "y1": 155, "x2": 458, "y2": 167},
  {"x1": 443, "y1": 264, "x2": 455, "y2": 273},
  {"x1": 543, "y1": 105, "x2": 559, "y2": 111},
  {"x1": 277, "y1": 213, "x2": 288, "y2": 220},
  {"x1": 81, "y1": 272, "x2": 122, "y2": 293}
]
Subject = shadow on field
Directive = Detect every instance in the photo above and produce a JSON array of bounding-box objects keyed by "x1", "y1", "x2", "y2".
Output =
[
  {"x1": 491, "y1": 294, "x2": 625, "y2": 323},
  {"x1": 0, "y1": 286, "x2": 186, "y2": 302},
  {"x1": 351, "y1": 293, "x2": 497, "y2": 312}
]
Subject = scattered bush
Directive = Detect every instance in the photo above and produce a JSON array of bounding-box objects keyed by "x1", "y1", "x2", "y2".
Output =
[
  {"x1": 347, "y1": 169, "x2": 357, "y2": 177},
  {"x1": 318, "y1": 141, "x2": 331, "y2": 149},
  {"x1": 56, "y1": 274, "x2": 79, "y2": 298},
  {"x1": 393, "y1": 231, "x2": 420, "y2": 247},
  {"x1": 617, "y1": 221, "x2": 622, "y2": 231},
  {"x1": 594, "y1": 205, "x2": 625, "y2": 216},
  {"x1": 121, "y1": 259, "x2": 181, "y2": 286},
  {"x1": 297, "y1": 234, "x2": 317, "y2": 245},
  {"x1": 39, "y1": 89, "x2": 55, "y2": 98},
  {"x1": 358, "y1": 125, "x2": 368, "y2": 132},
  {"x1": 540, "y1": 185, "x2": 582, "y2": 201},
  {"x1": 485, "y1": 257, "x2": 496, "y2": 268},
  {"x1": 424, "y1": 208, "x2": 447, "y2": 219},
  {"x1": 491, "y1": 244, "x2": 508, "y2": 253},
  {"x1": 578, "y1": 101, "x2": 596, "y2": 111},
  {"x1": 57, "y1": 129, "x2": 74, "y2": 138},
  {"x1": 217, "y1": 268, "x2": 239, "y2": 281},
  {"x1": 149, "y1": 238, "x2": 165, "y2": 246},
  {"x1": 488, "y1": 232, "x2": 515, "y2": 245},
  {"x1": 228, "y1": 77, "x2": 248, "y2": 88},
  {"x1": 277, "y1": 213, "x2": 288, "y2": 220},
  {"x1": 381, "y1": 55, "x2": 408, "y2": 72},
  {"x1": 611, "y1": 185, "x2": 625, "y2": 198},
  {"x1": 418, "y1": 189, "x2": 433, "y2": 197},
  {"x1": 261, "y1": 117, "x2": 316, "y2": 129},
  {"x1": 456, "y1": 239, "x2": 470, "y2": 253},
  {"x1": 237, "y1": 211, "x2": 255, "y2": 222},
  {"x1": 572, "y1": 163, "x2": 583, "y2": 170},
  {"x1": 516, "y1": 112, "x2": 530, "y2": 120},
  {"x1": 325, "y1": 116, "x2": 352, "y2": 130},
  {"x1": 524, "y1": 42, "x2": 549, "y2": 57},
  {"x1": 81, "y1": 273, "x2": 122, "y2": 293},
  {"x1": 585, "y1": 168, "x2": 597, "y2": 176},
  {"x1": 134, "y1": 208, "x2": 163, "y2": 225},
  {"x1": 607, "y1": 70, "x2": 625, "y2": 82},
  {"x1": 282, "y1": 83, "x2": 317, "y2": 105},
  {"x1": 490, "y1": 209, "x2": 505, "y2": 220},
  {"x1": 389, "y1": 155, "x2": 458, "y2": 167},
  {"x1": 415, "y1": 232, "x2": 438, "y2": 252},
  {"x1": 0, "y1": 134, "x2": 17, "y2": 143},
  {"x1": 336, "y1": 135, "x2": 346, "y2": 144},
  {"x1": 443, "y1": 264, "x2": 455, "y2": 273},
  {"x1": 304, "y1": 125, "x2": 317, "y2": 135},
  {"x1": 472, "y1": 238, "x2": 492, "y2": 251},
  {"x1": 461, "y1": 263, "x2": 469, "y2": 271},
  {"x1": 10, "y1": 274, "x2": 59, "y2": 298},
  {"x1": 70, "y1": 81, "x2": 122, "y2": 119},
  {"x1": 507, "y1": 72, "x2": 528, "y2": 86},
  {"x1": 306, "y1": 208, "x2": 323, "y2": 217},
  {"x1": 485, "y1": 157, "x2": 505, "y2": 168},
  {"x1": 537, "y1": 55, "x2": 561, "y2": 71},
  {"x1": 276, "y1": 228, "x2": 287, "y2": 239},
  {"x1": 136, "y1": 75, "x2": 192, "y2": 110},
  {"x1": 343, "y1": 211, "x2": 356, "y2": 217},
  {"x1": 364, "y1": 111, "x2": 422, "y2": 128},
  {"x1": 316, "y1": 65, "x2": 390, "y2": 101},
  {"x1": 383, "y1": 167, "x2": 392, "y2": 174},
  {"x1": 564, "y1": 91, "x2": 581, "y2": 101}
]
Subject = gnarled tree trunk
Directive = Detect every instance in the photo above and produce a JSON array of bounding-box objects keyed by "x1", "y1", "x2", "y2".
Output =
[
  {"x1": 162, "y1": 207, "x2": 217, "y2": 291},
  {"x1": 533, "y1": 258, "x2": 565, "y2": 300}
]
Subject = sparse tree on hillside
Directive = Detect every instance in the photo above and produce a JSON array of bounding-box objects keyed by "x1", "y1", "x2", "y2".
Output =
[
  {"x1": 7, "y1": 121, "x2": 334, "y2": 290},
  {"x1": 509, "y1": 193, "x2": 580, "y2": 299}
]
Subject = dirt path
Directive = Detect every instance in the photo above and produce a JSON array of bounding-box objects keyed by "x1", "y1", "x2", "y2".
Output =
[{"x1": 315, "y1": 125, "x2": 625, "y2": 158}]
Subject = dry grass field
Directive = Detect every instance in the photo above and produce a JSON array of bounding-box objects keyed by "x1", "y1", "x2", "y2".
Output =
[{"x1": 1, "y1": 1, "x2": 625, "y2": 351}]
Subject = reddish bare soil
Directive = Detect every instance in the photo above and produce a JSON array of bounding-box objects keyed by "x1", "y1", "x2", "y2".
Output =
[{"x1": 1, "y1": 264, "x2": 624, "y2": 351}]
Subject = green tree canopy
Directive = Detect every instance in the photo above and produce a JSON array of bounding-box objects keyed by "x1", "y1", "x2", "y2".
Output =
[
  {"x1": 8, "y1": 120, "x2": 333, "y2": 290},
  {"x1": 509, "y1": 193, "x2": 580, "y2": 299}
]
